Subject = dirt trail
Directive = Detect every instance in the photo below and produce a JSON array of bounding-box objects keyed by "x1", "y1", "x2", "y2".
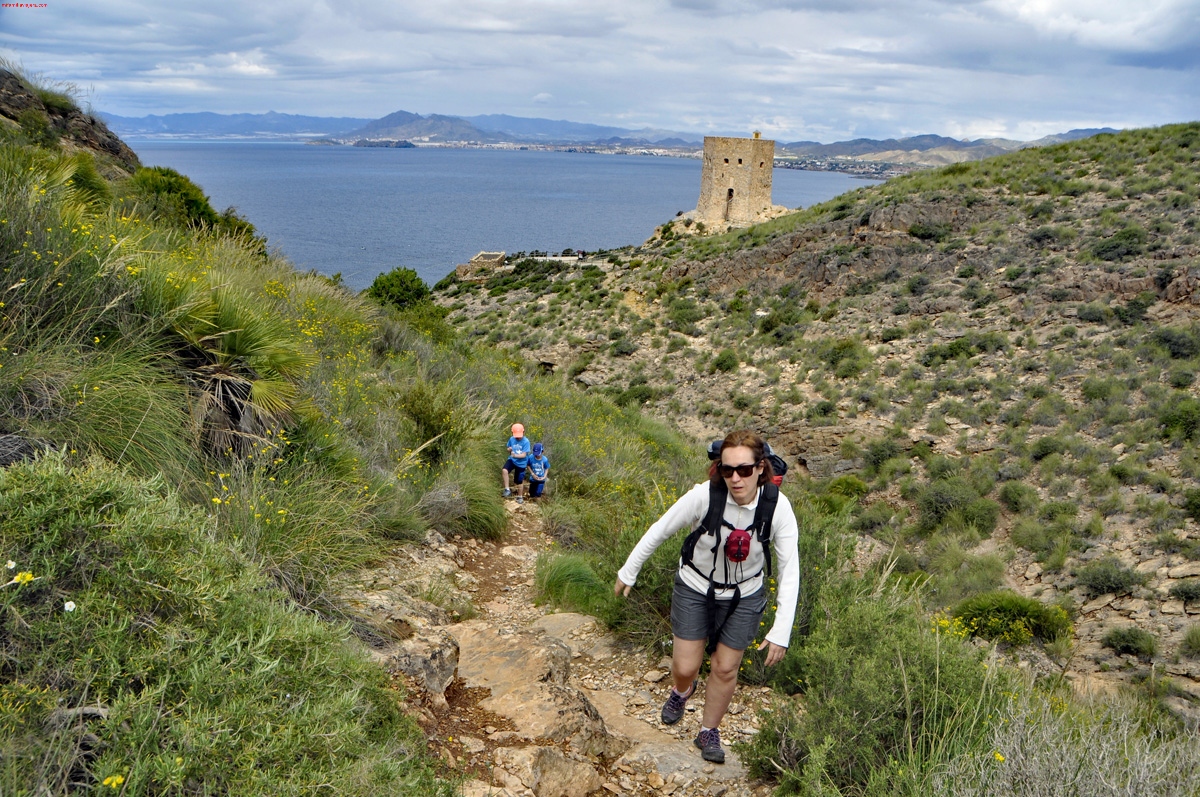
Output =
[{"x1": 412, "y1": 502, "x2": 778, "y2": 797}]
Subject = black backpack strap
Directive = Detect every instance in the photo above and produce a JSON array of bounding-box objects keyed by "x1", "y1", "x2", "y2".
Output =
[
  {"x1": 705, "y1": 582, "x2": 741, "y2": 655},
  {"x1": 680, "y1": 481, "x2": 728, "y2": 574},
  {"x1": 750, "y1": 482, "x2": 779, "y2": 577}
]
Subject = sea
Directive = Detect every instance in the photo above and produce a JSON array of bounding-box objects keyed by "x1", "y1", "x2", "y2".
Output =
[{"x1": 132, "y1": 141, "x2": 881, "y2": 291}]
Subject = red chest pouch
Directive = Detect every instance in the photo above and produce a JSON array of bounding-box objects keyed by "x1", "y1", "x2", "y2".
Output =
[{"x1": 724, "y1": 528, "x2": 753, "y2": 563}]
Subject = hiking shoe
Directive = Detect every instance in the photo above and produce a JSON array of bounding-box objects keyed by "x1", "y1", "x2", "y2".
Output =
[
  {"x1": 516, "y1": 496, "x2": 524, "y2": 504},
  {"x1": 502, "y1": 488, "x2": 511, "y2": 497},
  {"x1": 660, "y1": 680, "x2": 695, "y2": 725},
  {"x1": 694, "y1": 727, "x2": 725, "y2": 764}
]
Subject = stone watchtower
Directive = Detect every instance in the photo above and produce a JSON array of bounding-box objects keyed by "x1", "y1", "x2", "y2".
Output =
[{"x1": 695, "y1": 132, "x2": 775, "y2": 226}]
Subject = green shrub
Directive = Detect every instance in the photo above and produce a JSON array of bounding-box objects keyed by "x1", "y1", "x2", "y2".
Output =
[
  {"x1": 999, "y1": 481, "x2": 1039, "y2": 513},
  {"x1": 1038, "y1": 501, "x2": 1078, "y2": 522},
  {"x1": 1154, "y1": 327, "x2": 1200, "y2": 359},
  {"x1": 1077, "y1": 302, "x2": 1110, "y2": 323},
  {"x1": 930, "y1": 549, "x2": 1006, "y2": 605},
  {"x1": 815, "y1": 336, "x2": 870, "y2": 378},
  {"x1": 960, "y1": 498, "x2": 1001, "y2": 535},
  {"x1": 1091, "y1": 225, "x2": 1147, "y2": 261},
  {"x1": 827, "y1": 474, "x2": 869, "y2": 499},
  {"x1": 864, "y1": 438, "x2": 903, "y2": 474},
  {"x1": 535, "y1": 551, "x2": 621, "y2": 621},
  {"x1": 1080, "y1": 376, "x2": 1121, "y2": 402},
  {"x1": 396, "y1": 300, "x2": 454, "y2": 344},
  {"x1": 1184, "y1": 489, "x2": 1200, "y2": 523},
  {"x1": 1114, "y1": 292, "x2": 1156, "y2": 325},
  {"x1": 1168, "y1": 579, "x2": 1200, "y2": 603},
  {"x1": 1102, "y1": 626, "x2": 1157, "y2": 659},
  {"x1": 909, "y1": 222, "x2": 952, "y2": 242},
  {"x1": 951, "y1": 591, "x2": 1072, "y2": 645},
  {"x1": 1074, "y1": 557, "x2": 1145, "y2": 598},
  {"x1": 920, "y1": 332, "x2": 1008, "y2": 367},
  {"x1": 126, "y1": 166, "x2": 257, "y2": 242},
  {"x1": 1159, "y1": 396, "x2": 1200, "y2": 440},
  {"x1": 807, "y1": 399, "x2": 837, "y2": 419},
  {"x1": 1167, "y1": 368, "x2": 1195, "y2": 388},
  {"x1": 744, "y1": 576, "x2": 1012, "y2": 795},
  {"x1": 1030, "y1": 436, "x2": 1068, "y2": 461},
  {"x1": 1181, "y1": 625, "x2": 1200, "y2": 658},
  {"x1": 712, "y1": 348, "x2": 739, "y2": 372},
  {"x1": 366, "y1": 266, "x2": 430, "y2": 311},
  {"x1": 917, "y1": 478, "x2": 979, "y2": 532},
  {"x1": 1010, "y1": 517, "x2": 1052, "y2": 553},
  {"x1": 852, "y1": 501, "x2": 899, "y2": 532},
  {"x1": 666, "y1": 296, "x2": 704, "y2": 334},
  {"x1": 610, "y1": 337, "x2": 638, "y2": 357}
]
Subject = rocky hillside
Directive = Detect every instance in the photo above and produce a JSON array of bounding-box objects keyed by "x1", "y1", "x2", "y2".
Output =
[
  {"x1": 0, "y1": 66, "x2": 139, "y2": 174},
  {"x1": 436, "y1": 122, "x2": 1200, "y2": 712}
]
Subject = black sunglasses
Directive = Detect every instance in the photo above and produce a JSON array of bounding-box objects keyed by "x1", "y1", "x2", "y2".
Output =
[{"x1": 718, "y1": 461, "x2": 760, "y2": 478}]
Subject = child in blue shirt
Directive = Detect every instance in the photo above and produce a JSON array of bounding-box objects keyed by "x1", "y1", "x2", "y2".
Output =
[
  {"x1": 527, "y1": 443, "x2": 550, "y2": 499},
  {"x1": 502, "y1": 423, "x2": 531, "y2": 502}
]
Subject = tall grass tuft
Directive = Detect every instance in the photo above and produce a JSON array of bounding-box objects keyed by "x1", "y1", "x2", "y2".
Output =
[
  {"x1": 935, "y1": 693, "x2": 1200, "y2": 796},
  {"x1": 0, "y1": 340, "x2": 199, "y2": 482},
  {"x1": 0, "y1": 454, "x2": 453, "y2": 796}
]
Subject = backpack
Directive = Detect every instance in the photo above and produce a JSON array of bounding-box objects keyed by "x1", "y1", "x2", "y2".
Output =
[{"x1": 679, "y1": 479, "x2": 780, "y2": 653}]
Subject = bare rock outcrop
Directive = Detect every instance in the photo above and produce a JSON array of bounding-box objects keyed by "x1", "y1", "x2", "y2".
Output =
[{"x1": 0, "y1": 68, "x2": 140, "y2": 173}]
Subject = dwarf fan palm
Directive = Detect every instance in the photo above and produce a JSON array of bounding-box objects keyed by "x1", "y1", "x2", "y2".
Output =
[
  {"x1": 182, "y1": 279, "x2": 312, "y2": 455},
  {"x1": 135, "y1": 260, "x2": 312, "y2": 456}
]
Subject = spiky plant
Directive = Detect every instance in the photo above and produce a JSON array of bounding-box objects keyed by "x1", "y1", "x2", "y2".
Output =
[{"x1": 184, "y1": 280, "x2": 312, "y2": 456}]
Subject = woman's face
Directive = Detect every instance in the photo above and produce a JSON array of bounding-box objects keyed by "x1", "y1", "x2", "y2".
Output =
[{"x1": 720, "y1": 444, "x2": 762, "y2": 506}]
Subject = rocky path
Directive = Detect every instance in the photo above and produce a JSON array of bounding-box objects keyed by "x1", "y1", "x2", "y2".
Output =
[{"x1": 345, "y1": 502, "x2": 777, "y2": 797}]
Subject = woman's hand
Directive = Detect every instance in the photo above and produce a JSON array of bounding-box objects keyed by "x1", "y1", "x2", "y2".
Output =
[
  {"x1": 613, "y1": 578, "x2": 632, "y2": 597},
  {"x1": 757, "y1": 640, "x2": 787, "y2": 666}
]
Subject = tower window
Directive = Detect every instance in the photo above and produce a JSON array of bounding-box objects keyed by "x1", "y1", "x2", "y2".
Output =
[
  {"x1": 738, "y1": 158, "x2": 743, "y2": 165},
  {"x1": 724, "y1": 158, "x2": 729, "y2": 164}
]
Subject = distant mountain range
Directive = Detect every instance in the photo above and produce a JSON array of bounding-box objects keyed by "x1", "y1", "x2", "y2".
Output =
[
  {"x1": 100, "y1": 109, "x2": 1119, "y2": 169},
  {"x1": 778, "y1": 130, "x2": 1119, "y2": 167},
  {"x1": 100, "y1": 111, "x2": 372, "y2": 138}
]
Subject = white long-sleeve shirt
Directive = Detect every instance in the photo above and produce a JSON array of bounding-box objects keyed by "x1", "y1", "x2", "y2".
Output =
[{"x1": 617, "y1": 482, "x2": 801, "y2": 649}]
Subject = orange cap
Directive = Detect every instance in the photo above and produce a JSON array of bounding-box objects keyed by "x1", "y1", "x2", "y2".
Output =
[{"x1": 512, "y1": 423, "x2": 524, "y2": 437}]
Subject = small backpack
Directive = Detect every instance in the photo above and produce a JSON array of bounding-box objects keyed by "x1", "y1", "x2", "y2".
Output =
[{"x1": 679, "y1": 479, "x2": 780, "y2": 653}]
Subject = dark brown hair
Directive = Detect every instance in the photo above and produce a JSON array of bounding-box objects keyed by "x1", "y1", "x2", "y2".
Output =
[{"x1": 707, "y1": 429, "x2": 775, "y2": 486}]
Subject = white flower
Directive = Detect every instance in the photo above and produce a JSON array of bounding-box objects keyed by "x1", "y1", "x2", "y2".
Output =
[
  {"x1": 64, "y1": 601, "x2": 76, "y2": 613},
  {"x1": 5, "y1": 560, "x2": 14, "y2": 570}
]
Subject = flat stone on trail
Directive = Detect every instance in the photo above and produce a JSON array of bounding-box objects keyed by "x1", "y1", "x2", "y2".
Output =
[
  {"x1": 585, "y1": 687, "x2": 749, "y2": 781},
  {"x1": 531, "y1": 612, "x2": 613, "y2": 660},
  {"x1": 531, "y1": 612, "x2": 598, "y2": 641},
  {"x1": 494, "y1": 746, "x2": 603, "y2": 797},
  {"x1": 502, "y1": 544, "x2": 537, "y2": 561},
  {"x1": 449, "y1": 620, "x2": 626, "y2": 758},
  {"x1": 643, "y1": 669, "x2": 667, "y2": 683}
]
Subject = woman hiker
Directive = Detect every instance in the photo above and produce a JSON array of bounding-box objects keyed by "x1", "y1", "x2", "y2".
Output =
[{"x1": 613, "y1": 429, "x2": 800, "y2": 764}]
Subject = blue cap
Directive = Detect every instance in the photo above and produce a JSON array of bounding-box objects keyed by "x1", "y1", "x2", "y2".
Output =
[{"x1": 532, "y1": 443, "x2": 543, "y2": 456}]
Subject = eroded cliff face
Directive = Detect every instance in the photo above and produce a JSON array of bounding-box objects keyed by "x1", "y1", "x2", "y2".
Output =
[{"x1": 0, "y1": 68, "x2": 140, "y2": 174}]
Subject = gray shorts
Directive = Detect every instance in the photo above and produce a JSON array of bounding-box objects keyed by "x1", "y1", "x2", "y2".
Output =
[{"x1": 670, "y1": 573, "x2": 767, "y2": 652}]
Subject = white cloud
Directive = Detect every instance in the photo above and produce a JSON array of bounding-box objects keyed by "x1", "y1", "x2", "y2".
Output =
[
  {"x1": 986, "y1": 0, "x2": 1200, "y2": 49},
  {"x1": 1, "y1": 0, "x2": 1197, "y2": 139}
]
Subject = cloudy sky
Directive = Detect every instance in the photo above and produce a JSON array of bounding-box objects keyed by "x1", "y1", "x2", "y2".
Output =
[{"x1": 2, "y1": 0, "x2": 1199, "y2": 142}]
